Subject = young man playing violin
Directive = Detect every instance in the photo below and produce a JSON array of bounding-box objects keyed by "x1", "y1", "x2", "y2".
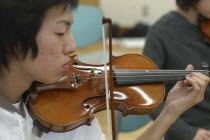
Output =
[
  {"x1": 143, "y1": 0, "x2": 210, "y2": 140},
  {"x1": 0, "y1": 0, "x2": 209, "y2": 140}
]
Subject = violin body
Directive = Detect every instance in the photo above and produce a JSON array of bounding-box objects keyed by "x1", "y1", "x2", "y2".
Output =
[{"x1": 26, "y1": 54, "x2": 165, "y2": 132}]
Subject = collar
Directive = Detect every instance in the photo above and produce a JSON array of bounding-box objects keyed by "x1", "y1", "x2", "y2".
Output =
[{"x1": 0, "y1": 95, "x2": 26, "y2": 118}]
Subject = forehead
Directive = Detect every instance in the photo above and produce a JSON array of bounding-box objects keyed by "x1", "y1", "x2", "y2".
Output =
[{"x1": 42, "y1": 4, "x2": 73, "y2": 25}]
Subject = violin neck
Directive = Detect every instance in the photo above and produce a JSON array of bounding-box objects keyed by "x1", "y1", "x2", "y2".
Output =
[{"x1": 114, "y1": 70, "x2": 209, "y2": 85}]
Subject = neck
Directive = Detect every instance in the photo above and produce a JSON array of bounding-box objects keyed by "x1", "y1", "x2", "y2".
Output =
[
  {"x1": 0, "y1": 64, "x2": 33, "y2": 104},
  {"x1": 176, "y1": 7, "x2": 199, "y2": 25}
]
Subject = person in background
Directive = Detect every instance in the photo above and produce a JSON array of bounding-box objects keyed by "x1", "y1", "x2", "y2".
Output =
[
  {"x1": 143, "y1": 0, "x2": 210, "y2": 139},
  {"x1": 0, "y1": 0, "x2": 209, "y2": 140}
]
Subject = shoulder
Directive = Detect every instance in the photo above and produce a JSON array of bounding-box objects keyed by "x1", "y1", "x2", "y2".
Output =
[
  {"x1": 149, "y1": 11, "x2": 189, "y2": 35},
  {"x1": 0, "y1": 106, "x2": 24, "y2": 140}
]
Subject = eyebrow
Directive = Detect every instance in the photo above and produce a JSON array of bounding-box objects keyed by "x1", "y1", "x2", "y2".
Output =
[{"x1": 56, "y1": 20, "x2": 73, "y2": 27}]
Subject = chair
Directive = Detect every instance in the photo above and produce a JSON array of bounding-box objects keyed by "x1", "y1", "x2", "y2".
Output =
[
  {"x1": 71, "y1": 5, "x2": 103, "y2": 49},
  {"x1": 119, "y1": 114, "x2": 151, "y2": 132}
]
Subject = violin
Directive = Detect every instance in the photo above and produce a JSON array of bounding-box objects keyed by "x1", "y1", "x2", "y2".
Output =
[
  {"x1": 26, "y1": 54, "x2": 210, "y2": 132},
  {"x1": 25, "y1": 17, "x2": 210, "y2": 139},
  {"x1": 199, "y1": 18, "x2": 210, "y2": 43}
]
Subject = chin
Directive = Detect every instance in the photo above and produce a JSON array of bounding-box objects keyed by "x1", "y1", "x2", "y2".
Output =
[{"x1": 38, "y1": 77, "x2": 60, "y2": 84}]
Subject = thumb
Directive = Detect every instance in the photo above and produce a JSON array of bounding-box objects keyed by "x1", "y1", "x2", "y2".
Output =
[
  {"x1": 185, "y1": 64, "x2": 193, "y2": 70},
  {"x1": 176, "y1": 64, "x2": 194, "y2": 87},
  {"x1": 183, "y1": 64, "x2": 194, "y2": 84}
]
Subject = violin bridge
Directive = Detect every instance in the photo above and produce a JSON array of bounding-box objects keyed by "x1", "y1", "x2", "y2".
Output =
[{"x1": 90, "y1": 69, "x2": 97, "y2": 88}]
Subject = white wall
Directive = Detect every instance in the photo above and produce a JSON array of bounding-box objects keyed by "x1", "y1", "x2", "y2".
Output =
[{"x1": 100, "y1": 0, "x2": 176, "y2": 26}]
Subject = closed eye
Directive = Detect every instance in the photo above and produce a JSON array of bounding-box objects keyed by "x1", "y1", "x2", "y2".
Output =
[{"x1": 56, "y1": 33, "x2": 65, "y2": 36}]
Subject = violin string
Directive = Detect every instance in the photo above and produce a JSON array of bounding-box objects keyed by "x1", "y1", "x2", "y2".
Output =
[
  {"x1": 79, "y1": 70, "x2": 205, "y2": 75},
  {"x1": 86, "y1": 74, "x2": 192, "y2": 78},
  {"x1": 87, "y1": 78, "x2": 184, "y2": 84},
  {"x1": 66, "y1": 71, "x2": 207, "y2": 84},
  {"x1": 78, "y1": 71, "x2": 206, "y2": 77},
  {"x1": 80, "y1": 74, "x2": 195, "y2": 81},
  {"x1": 81, "y1": 72, "x2": 195, "y2": 76},
  {"x1": 70, "y1": 76, "x2": 190, "y2": 84},
  {"x1": 67, "y1": 74, "x2": 190, "y2": 79},
  {"x1": 87, "y1": 78, "x2": 182, "y2": 84},
  {"x1": 67, "y1": 73, "x2": 202, "y2": 84}
]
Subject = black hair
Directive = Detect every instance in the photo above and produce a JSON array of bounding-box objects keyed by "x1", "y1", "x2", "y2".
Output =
[
  {"x1": 0, "y1": 0, "x2": 78, "y2": 72},
  {"x1": 176, "y1": 0, "x2": 199, "y2": 10}
]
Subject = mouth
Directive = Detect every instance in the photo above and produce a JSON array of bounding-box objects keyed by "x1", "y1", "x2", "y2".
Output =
[{"x1": 62, "y1": 61, "x2": 70, "y2": 69}]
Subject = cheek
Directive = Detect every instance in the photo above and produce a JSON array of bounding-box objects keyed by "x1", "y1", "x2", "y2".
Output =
[
  {"x1": 35, "y1": 32, "x2": 64, "y2": 75},
  {"x1": 30, "y1": 51, "x2": 62, "y2": 83},
  {"x1": 32, "y1": 42, "x2": 61, "y2": 74},
  {"x1": 36, "y1": 31, "x2": 63, "y2": 58},
  {"x1": 36, "y1": 51, "x2": 60, "y2": 71},
  {"x1": 37, "y1": 38, "x2": 63, "y2": 64}
]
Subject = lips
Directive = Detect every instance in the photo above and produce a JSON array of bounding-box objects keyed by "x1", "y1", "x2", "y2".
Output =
[{"x1": 62, "y1": 61, "x2": 70, "y2": 69}]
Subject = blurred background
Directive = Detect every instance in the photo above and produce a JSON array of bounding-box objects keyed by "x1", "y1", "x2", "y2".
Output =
[{"x1": 71, "y1": 0, "x2": 176, "y2": 139}]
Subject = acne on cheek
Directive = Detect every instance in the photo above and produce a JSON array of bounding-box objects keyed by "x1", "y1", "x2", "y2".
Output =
[
  {"x1": 38, "y1": 51, "x2": 55, "y2": 69},
  {"x1": 40, "y1": 51, "x2": 54, "y2": 56},
  {"x1": 39, "y1": 51, "x2": 57, "y2": 67}
]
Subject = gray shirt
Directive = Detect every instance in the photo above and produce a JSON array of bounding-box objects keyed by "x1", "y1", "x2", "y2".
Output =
[{"x1": 143, "y1": 11, "x2": 210, "y2": 140}]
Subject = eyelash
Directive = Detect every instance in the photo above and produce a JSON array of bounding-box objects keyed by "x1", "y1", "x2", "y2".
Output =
[{"x1": 56, "y1": 33, "x2": 65, "y2": 36}]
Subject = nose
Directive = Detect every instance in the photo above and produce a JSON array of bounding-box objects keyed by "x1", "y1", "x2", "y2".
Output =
[{"x1": 63, "y1": 33, "x2": 77, "y2": 55}]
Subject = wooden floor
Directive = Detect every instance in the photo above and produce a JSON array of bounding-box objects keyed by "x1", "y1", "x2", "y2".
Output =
[{"x1": 95, "y1": 111, "x2": 153, "y2": 140}]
